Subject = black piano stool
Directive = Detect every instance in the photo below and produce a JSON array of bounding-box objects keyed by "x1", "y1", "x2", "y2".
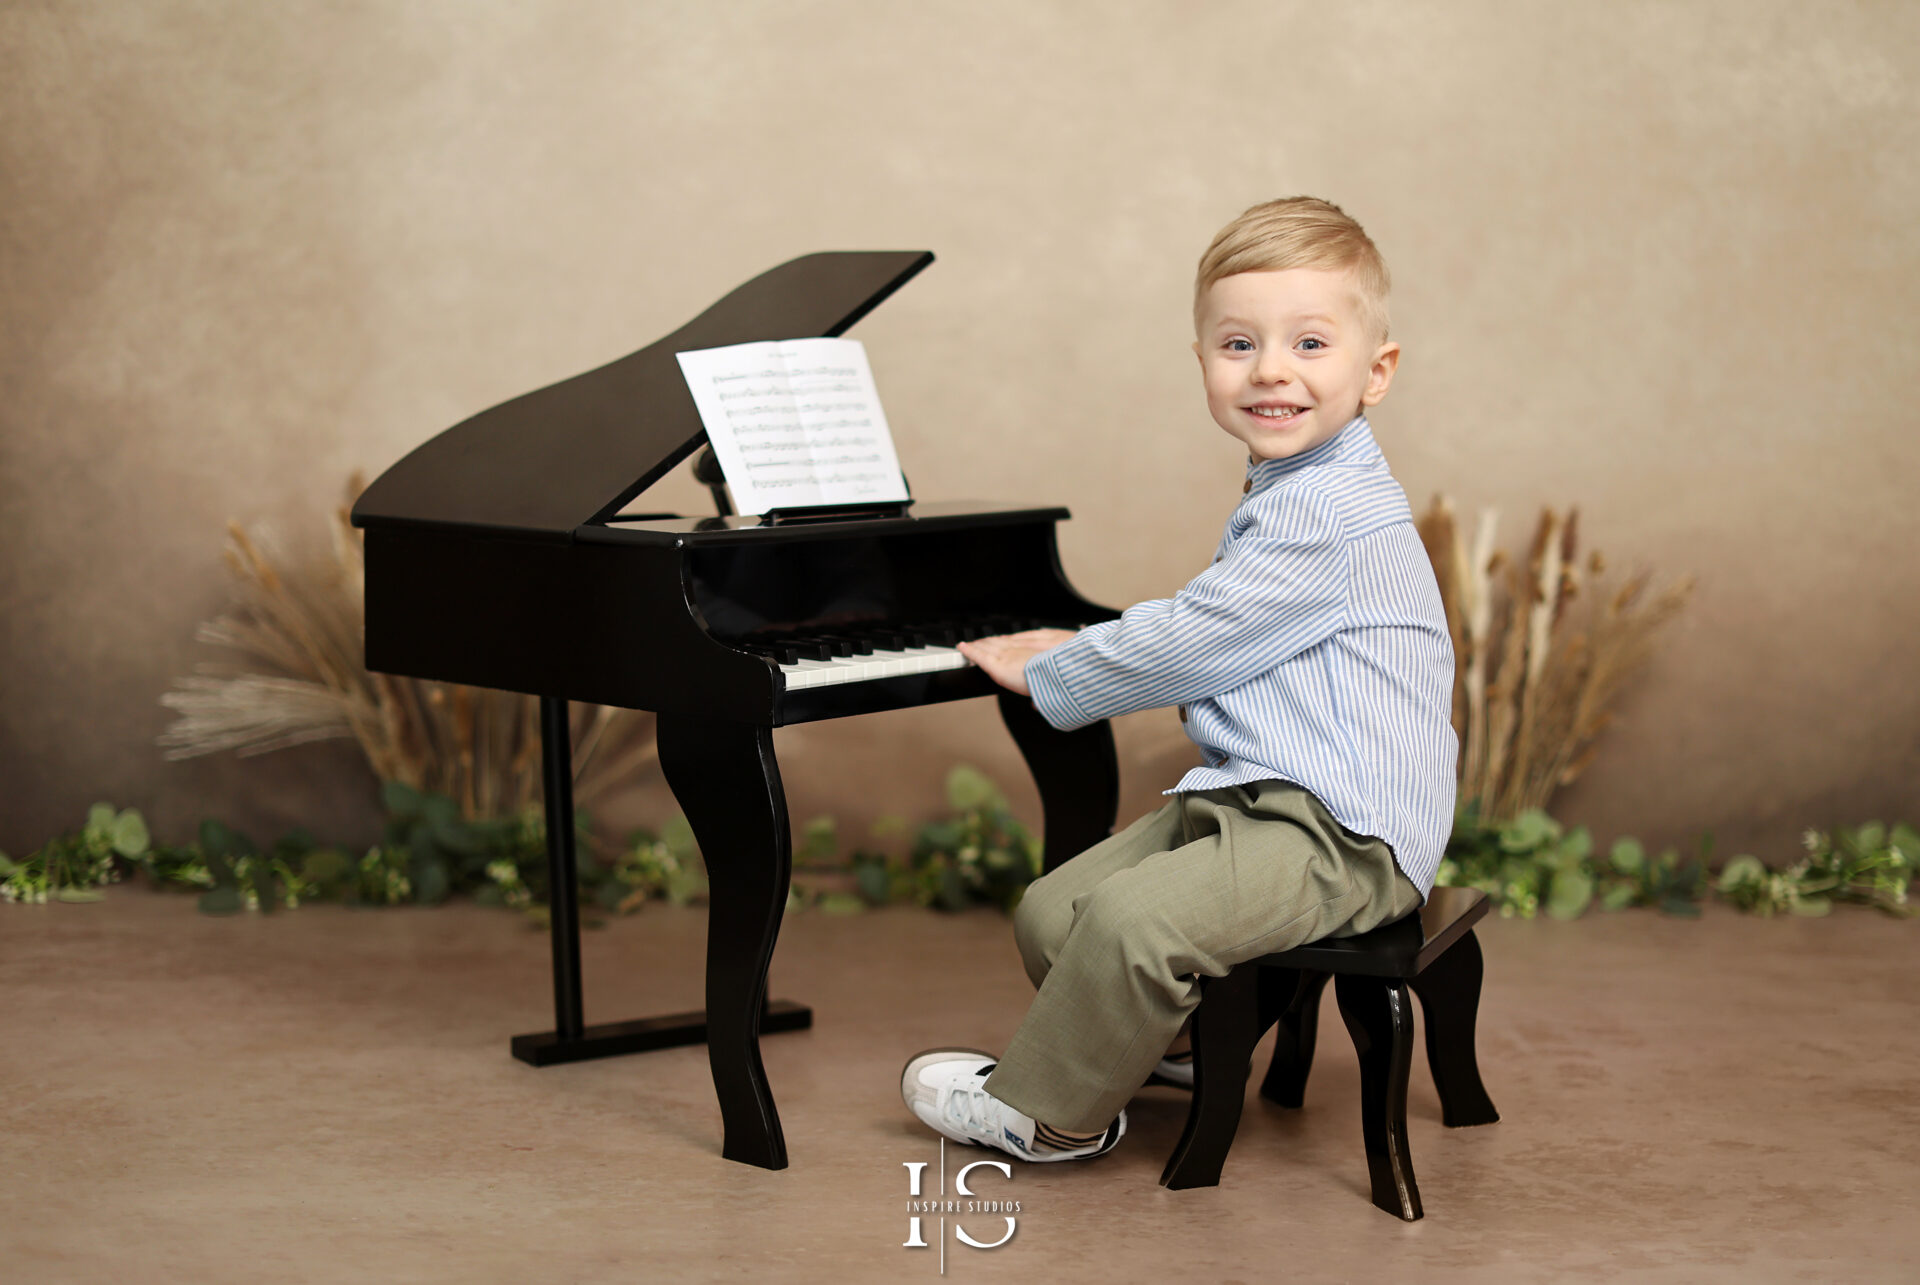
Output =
[{"x1": 1160, "y1": 886, "x2": 1500, "y2": 1220}]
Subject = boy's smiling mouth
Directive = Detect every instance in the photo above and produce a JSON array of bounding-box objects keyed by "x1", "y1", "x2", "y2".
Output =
[{"x1": 1244, "y1": 403, "x2": 1307, "y2": 421}]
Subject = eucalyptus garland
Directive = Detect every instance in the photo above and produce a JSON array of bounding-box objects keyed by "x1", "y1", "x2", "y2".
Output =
[{"x1": 5, "y1": 776, "x2": 1909, "y2": 924}]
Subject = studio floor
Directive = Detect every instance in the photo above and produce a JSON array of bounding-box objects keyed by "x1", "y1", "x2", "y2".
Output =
[{"x1": 6, "y1": 886, "x2": 1917, "y2": 1283}]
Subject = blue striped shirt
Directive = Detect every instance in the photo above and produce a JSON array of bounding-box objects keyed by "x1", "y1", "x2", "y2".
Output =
[{"x1": 1024, "y1": 415, "x2": 1457, "y2": 895}]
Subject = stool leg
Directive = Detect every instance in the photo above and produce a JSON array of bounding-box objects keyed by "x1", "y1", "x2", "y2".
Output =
[
  {"x1": 1335, "y1": 975, "x2": 1422, "y2": 1221},
  {"x1": 1408, "y1": 929, "x2": 1499, "y2": 1128},
  {"x1": 1260, "y1": 968, "x2": 1330, "y2": 1108},
  {"x1": 1161, "y1": 965, "x2": 1264, "y2": 1189}
]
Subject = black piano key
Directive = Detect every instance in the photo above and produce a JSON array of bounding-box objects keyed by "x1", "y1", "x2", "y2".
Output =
[
  {"x1": 803, "y1": 635, "x2": 854, "y2": 658},
  {"x1": 780, "y1": 638, "x2": 831, "y2": 661}
]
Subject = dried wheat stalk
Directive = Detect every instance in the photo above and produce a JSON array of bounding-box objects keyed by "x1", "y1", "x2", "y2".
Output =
[
  {"x1": 1417, "y1": 494, "x2": 1692, "y2": 822},
  {"x1": 159, "y1": 478, "x2": 658, "y2": 819}
]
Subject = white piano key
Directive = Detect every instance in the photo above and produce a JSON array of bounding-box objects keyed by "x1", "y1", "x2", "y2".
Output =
[{"x1": 778, "y1": 644, "x2": 972, "y2": 690}]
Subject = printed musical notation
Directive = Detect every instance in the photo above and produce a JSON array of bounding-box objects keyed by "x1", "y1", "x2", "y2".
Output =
[{"x1": 675, "y1": 338, "x2": 909, "y2": 516}]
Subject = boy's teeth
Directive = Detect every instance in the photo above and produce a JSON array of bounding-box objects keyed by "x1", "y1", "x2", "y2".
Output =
[{"x1": 1250, "y1": 406, "x2": 1301, "y2": 418}]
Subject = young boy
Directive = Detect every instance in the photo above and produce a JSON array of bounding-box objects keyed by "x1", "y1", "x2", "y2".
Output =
[{"x1": 899, "y1": 197, "x2": 1457, "y2": 1162}]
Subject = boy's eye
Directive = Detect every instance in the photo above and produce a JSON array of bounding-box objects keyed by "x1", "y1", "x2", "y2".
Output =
[
  {"x1": 1225, "y1": 338, "x2": 1254, "y2": 352},
  {"x1": 1296, "y1": 337, "x2": 1325, "y2": 352}
]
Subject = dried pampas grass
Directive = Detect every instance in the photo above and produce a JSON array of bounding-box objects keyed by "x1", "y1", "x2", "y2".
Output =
[
  {"x1": 159, "y1": 477, "x2": 658, "y2": 818},
  {"x1": 1416, "y1": 496, "x2": 1692, "y2": 823}
]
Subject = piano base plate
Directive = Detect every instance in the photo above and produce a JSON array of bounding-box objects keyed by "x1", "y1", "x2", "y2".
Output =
[{"x1": 510, "y1": 999, "x2": 814, "y2": 1067}]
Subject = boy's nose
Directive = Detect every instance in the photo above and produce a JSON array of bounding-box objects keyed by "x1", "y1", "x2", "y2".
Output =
[{"x1": 1253, "y1": 352, "x2": 1291, "y2": 383}]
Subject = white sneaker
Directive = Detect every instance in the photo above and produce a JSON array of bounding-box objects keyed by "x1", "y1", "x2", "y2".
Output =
[
  {"x1": 1149, "y1": 1055, "x2": 1194, "y2": 1089},
  {"x1": 900, "y1": 1047, "x2": 1125, "y2": 1163}
]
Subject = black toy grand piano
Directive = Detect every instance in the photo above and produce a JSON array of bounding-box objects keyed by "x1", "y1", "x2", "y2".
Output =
[{"x1": 351, "y1": 251, "x2": 1120, "y2": 1169}]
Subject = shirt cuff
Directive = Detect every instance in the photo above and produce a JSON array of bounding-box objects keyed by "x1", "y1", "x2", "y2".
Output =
[{"x1": 1023, "y1": 646, "x2": 1094, "y2": 731}]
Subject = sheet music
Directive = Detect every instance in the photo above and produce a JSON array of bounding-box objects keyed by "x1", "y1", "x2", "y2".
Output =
[{"x1": 675, "y1": 338, "x2": 910, "y2": 517}]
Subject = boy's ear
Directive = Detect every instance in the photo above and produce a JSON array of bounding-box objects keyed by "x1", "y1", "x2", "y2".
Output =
[
  {"x1": 1361, "y1": 342, "x2": 1401, "y2": 406},
  {"x1": 1191, "y1": 339, "x2": 1203, "y2": 366}
]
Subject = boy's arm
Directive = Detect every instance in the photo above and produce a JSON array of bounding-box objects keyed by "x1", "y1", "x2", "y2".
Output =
[{"x1": 1015, "y1": 487, "x2": 1348, "y2": 731}]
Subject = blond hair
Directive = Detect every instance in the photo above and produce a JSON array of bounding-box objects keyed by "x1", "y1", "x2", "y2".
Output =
[{"x1": 1194, "y1": 196, "x2": 1391, "y2": 340}]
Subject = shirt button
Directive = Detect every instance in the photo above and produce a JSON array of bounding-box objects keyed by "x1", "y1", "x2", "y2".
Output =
[
  {"x1": 1177, "y1": 704, "x2": 1188, "y2": 723},
  {"x1": 1242, "y1": 478, "x2": 1252, "y2": 494}
]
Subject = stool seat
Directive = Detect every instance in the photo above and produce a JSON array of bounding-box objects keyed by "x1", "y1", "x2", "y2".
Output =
[
  {"x1": 1258, "y1": 884, "x2": 1490, "y2": 976},
  {"x1": 1160, "y1": 886, "x2": 1498, "y2": 1220}
]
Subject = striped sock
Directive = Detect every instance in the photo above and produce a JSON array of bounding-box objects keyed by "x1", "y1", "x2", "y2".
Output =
[{"x1": 1032, "y1": 1121, "x2": 1106, "y2": 1152}]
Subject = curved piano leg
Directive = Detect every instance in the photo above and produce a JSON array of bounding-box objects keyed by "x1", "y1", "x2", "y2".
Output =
[
  {"x1": 996, "y1": 691, "x2": 1119, "y2": 874},
  {"x1": 657, "y1": 714, "x2": 797, "y2": 1170}
]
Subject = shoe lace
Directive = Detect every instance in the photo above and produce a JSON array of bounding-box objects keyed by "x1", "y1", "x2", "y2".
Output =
[{"x1": 938, "y1": 1078, "x2": 1011, "y2": 1141}]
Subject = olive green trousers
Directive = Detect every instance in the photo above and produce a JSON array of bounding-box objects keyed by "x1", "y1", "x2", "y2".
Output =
[{"x1": 980, "y1": 779, "x2": 1423, "y2": 1133}]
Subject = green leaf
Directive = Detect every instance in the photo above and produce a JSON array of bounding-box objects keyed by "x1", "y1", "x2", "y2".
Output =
[
  {"x1": 86, "y1": 802, "x2": 117, "y2": 833},
  {"x1": 1608, "y1": 837, "x2": 1645, "y2": 874},
  {"x1": 1546, "y1": 868, "x2": 1594, "y2": 920},
  {"x1": 1599, "y1": 883, "x2": 1638, "y2": 912},
  {"x1": 817, "y1": 892, "x2": 867, "y2": 915},
  {"x1": 664, "y1": 864, "x2": 706, "y2": 907},
  {"x1": 428, "y1": 816, "x2": 484, "y2": 856},
  {"x1": 110, "y1": 810, "x2": 151, "y2": 857},
  {"x1": 1559, "y1": 826, "x2": 1592, "y2": 862},
  {"x1": 1499, "y1": 809, "x2": 1558, "y2": 853},
  {"x1": 54, "y1": 887, "x2": 105, "y2": 903},
  {"x1": 945, "y1": 765, "x2": 1003, "y2": 814},
  {"x1": 203, "y1": 850, "x2": 237, "y2": 887},
  {"x1": 853, "y1": 856, "x2": 892, "y2": 905},
  {"x1": 1658, "y1": 895, "x2": 1702, "y2": 918},
  {"x1": 251, "y1": 863, "x2": 278, "y2": 912},
  {"x1": 277, "y1": 827, "x2": 317, "y2": 854},
  {"x1": 381, "y1": 780, "x2": 426, "y2": 818},
  {"x1": 918, "y1": 820, "x2": 963, "y2": 854},
  {"x1": 199, "y1": 886, "x2": 244, "y2": 915},
  {"x1": 936, "y1": 862, "x2": 970, "y2": 912},
  {"x1": 661, "y1": 816, "x2": 698, "y2": 862},
  {"x1": 199, "y1": 819, "x2": 236, "y2": 858},
  {"x1": 413, "y1": 858, "x2": 451, "y2": 905},
  {"x1": 1790, "y1": 895, "x2": 1832, "y2": 917},
  {"x1": 301, "y1": 848, "x2": 352, "y2": 889},
  {"x1": 0, "y1": 852, "x2": 14, "y2": 875},
  {"x1": 1716, "y1": 854, "x2": 1767, "y2": 889},
  {"x1": 796, "y1": 816, "x2": 839, "y2": 864}
]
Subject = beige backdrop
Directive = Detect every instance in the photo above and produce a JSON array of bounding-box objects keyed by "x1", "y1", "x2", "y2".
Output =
[{"x1": 3, "y1": 1, "x2": 1916, "y2": 865}]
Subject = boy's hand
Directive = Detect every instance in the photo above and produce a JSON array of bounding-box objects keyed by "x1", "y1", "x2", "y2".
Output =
[{"x1": 956, "y1": 629, "x2": 1078, "y2": 697}]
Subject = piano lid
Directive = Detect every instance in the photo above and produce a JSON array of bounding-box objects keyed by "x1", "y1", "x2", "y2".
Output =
[{"x1": 351, "y1": 250, "x2": 934, "y2": 542}]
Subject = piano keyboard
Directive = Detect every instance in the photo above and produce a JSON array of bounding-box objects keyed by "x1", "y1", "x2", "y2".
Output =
[
  {"x1": 735, "y1": 618, "x2": 1048, "y2": 692},
  {"x1": 779, "y1": 643, "x2": 971, "y2": 689}
]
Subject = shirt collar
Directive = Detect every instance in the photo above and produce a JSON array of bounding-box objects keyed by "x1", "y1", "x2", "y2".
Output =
[{"x1": 1245, "y1": 414, "x2": 1376, "y2": 495}]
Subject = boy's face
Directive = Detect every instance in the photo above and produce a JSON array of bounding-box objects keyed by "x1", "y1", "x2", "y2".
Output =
[{"x1": 1193, "y1": 268, "x2": 1400, "y2": 462}]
